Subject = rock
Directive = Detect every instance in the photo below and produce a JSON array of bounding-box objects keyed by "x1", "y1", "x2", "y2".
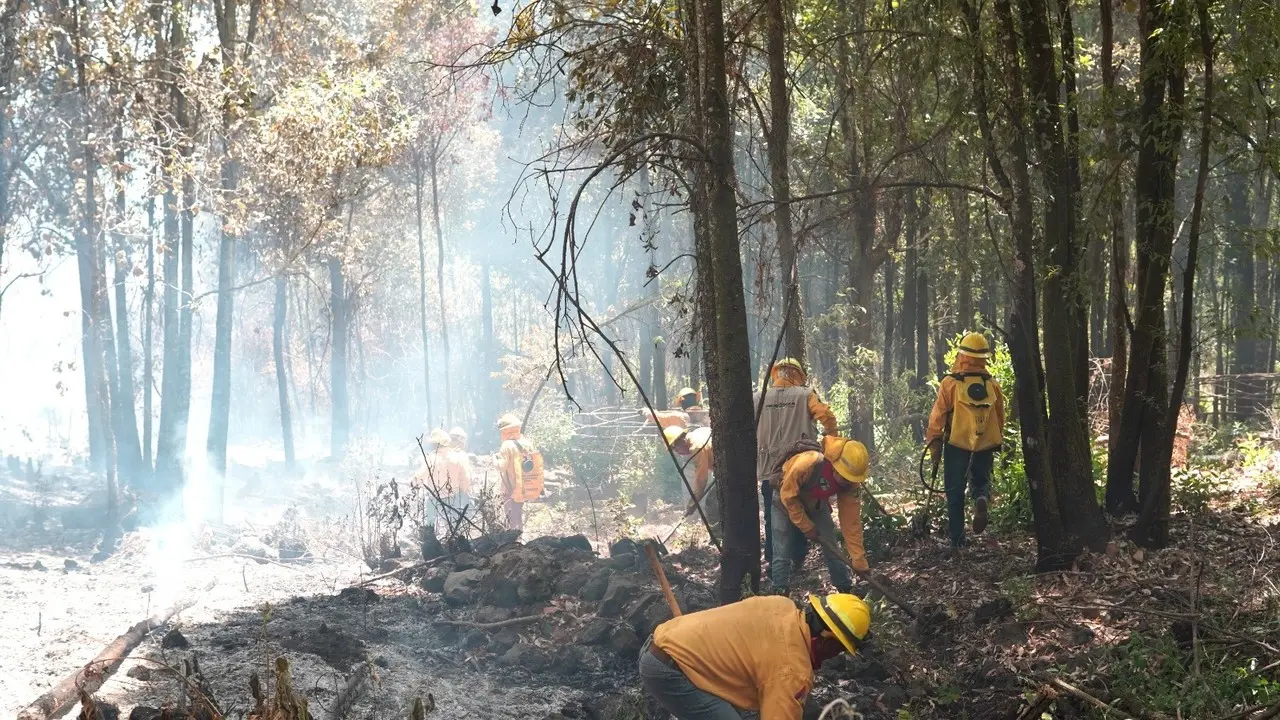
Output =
[
  {"x1": 126, "y1": 664, "x2": 153, "y2": 681},
  {"x1": 33, "y1": 559, "x2": 46, "y2": 571},
  {"x1": 474, "y1": 606, "x2": 514, "y2": 624},
  {"x1": 993, "y1": 621, "x2": 1030, "y2": 647},
  {"x1": 560, "y1": 534, "x2": 594, "y2": 553},
  {"x1": 473, "y1": 529, "x2": 522, "y2": 556},
  {"x1": 609, "y1": 537, "x2": 640, "y2": 558},
  {"x1": 482, "y1": 546, "x2": 562, "y2": 607},
  {"x1": 231, "y1": 536, "x2": 274, "y2": 560},
  {"x1": 161, "y1": 628, "x2": 190, "y2": 650},
  {"x1": 129, "y1": 708, "x2": 162, "y2": 720},
  {"x1": 490, "y1": 628, "x2": 520, "y2": 654},
  {"x1": 420, "y1": 525, "x2": 445, "y2": 561},
  {"x1": 608, "y1": 625, "x2": 642, "y2": 656},
  {"x1": 338, "y1": 587, "x2": 379, "y2": 604},
  {"x1": 420, "y1": 566, "x2": 450, "y2": 593},
  {"x1": 576, "y1": 617, "x2": 613, "y2": 645},
  {"x1": 973, "y1": 597, "x2": 1013, "y2": 626},
  {"x1": 583, "y1": 693, "x2": 647, "y2": 720},
  {"x1": 878, "y1": 685, "x2": 909, "y2": 711},
  {"x1": 599, "y1": 578, "x2": 642, "y2": 618},
  {"x1": 443, "y1": 568, "x2": 490, "y2": 606},
  {"x1": 526, "y1": 535, "x2": 563, "y2": 551},
  {"x1": 453, "y1": 552, "x2": 486, "y2": 571},
  {"x1": 499, "y1": 642, "x2": 550, "y2": 668},
  {"x1": 579, "y1": 568, "x2": 613, "y2": 601},
  {"x1": 552, "y1": 645, "x2": 590, "y2": 674},
  {"x1": 607, "y1": 553, "x2": 637, "y2": 570},
  {"x1": 631, "y1": 594, "x2": 673, "y2": 638},
  {"x1": 374, "y1": 655, "x2": 390, "y2": 668},
  {"x1": 462, "y1": 630, "x2": 488, "y2": 649},
  {"x1": 379, "y1": 558, "x2": 401, "y2": 572},
  {"x1": 850, "y1": 655, "x2": 889, "y2": 681},
  {"x1": 557, "y1": 563, "x2": 593, "y2": 597},
  {"x1": 63, "y1": 558, "x2": 79, "y2": 572}
]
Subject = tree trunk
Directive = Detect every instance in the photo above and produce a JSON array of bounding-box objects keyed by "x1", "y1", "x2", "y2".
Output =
[
  {"x1": 274, "y1": 274, "x2": 295, "y2": 469},
  {"x1": 1101, "y1": 0, "x2": 1130, "y2": 493},
  {"x1": 882, "y1": 256, "x2": 895, "y2": 384},
  {"x1": 913, "y1": 194, "x2": 930, "y2": 395},
  {"x1": 1138, "y1": 0, "x2": 1211, "y2": 548},
  {"x1": 694, "y1": 0, "x2": 758, "y2": 601},
  {"x1": 480, "y1": 259, "x2": 497, "y2": 445},
  {"x1": 142, "y1": 191, "x2": 155, "y2": 473},
  {"x1": 329, "y1": 256, "x2": 350, "y2": 459},
  {"x1": 764, "y1": 0, "x2": 804, "y2": 362},
  {"x1": 414, "y1": 156, "x2": 432, "y2": 426},
  {"x1": 429, "y1": 146, "x2": 453, "y2": 425},
  {"x1": 1108, "y1": 0, "x2": 1187, "y2": 532},
  {"x1": 1228, "y1": 169, "x2": 1262, "y2": 421},
  {"x1": 111, "y1": 132, "x2": 142, "y2": 485}
]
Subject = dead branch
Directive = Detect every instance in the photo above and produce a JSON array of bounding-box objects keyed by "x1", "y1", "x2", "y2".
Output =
[
  {"x1": 355, "y1": 554, "x2": 451, "y2": 587},
  {"x1": 433, "y1": 614, "x2": 544, "y2": 630},
  {"x1": 327, "y1": 661, "x2": 370, "y2": 720},
  {"x1": 17, "y1": 594, "x2": 200, "y2": 720},
  {"x1": 186, "y1": 554, "x2": 306, "y2": 569},
  {"x1": 1006, "y1": 685, "x2": 1057, "y2": 720}
]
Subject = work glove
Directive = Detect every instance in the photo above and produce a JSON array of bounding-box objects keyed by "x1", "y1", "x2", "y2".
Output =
[
  {"x1": 850, "y1": 553, "x2": 870, "y2": 573},
  {"x1": 928, "y1": 439, "x2": 942, "y2": 467}
]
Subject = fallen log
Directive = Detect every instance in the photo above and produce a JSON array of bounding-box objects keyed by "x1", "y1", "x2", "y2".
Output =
[
  {"x1": 355, "y1": 555, "x2": 451, "y2": 587},
  {"x1": 17, "y1": 593, "x2": 202, "y2": 720}
]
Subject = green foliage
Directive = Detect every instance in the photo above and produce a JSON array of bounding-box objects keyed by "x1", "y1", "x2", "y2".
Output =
[
  {"x1": 1100, "y1": 633, "x2": 1278, "y2": 718},
  {"x1": 990, "y1": 444, "x2": 1032, "y2": 533},
  {"x1": 1170, "y1": 464, "x2": 1230, "y2": 516},
  {"x1": 525, "y1": 402, "x2": 575, "y2": 467}
]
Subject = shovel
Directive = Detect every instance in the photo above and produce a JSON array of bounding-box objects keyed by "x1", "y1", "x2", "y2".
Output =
[
  {"x1": 642, "y1": 538, "x2": 683, "y2": 617},
  {"x1": 814, "y1": 534, "x2": 919, "y2": 620}
]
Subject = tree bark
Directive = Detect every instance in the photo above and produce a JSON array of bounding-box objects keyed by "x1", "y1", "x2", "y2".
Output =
[
  {"x1": 1101, "y1": 0, "x2": 1130, "y2": 501},
  {"x1": 1228, "y1": 168, "x2": 1262, "y2": 421},
  {"x1": 111, "y1": 129, "x2": 143, "y2": 485},
  {"x1": 329, "y1": 256, "x2": 350, "y2": 459},
  {"x1": 274, "y1": 275, "x2": 295, "y2": 468},
  {"x1": 693, "y1": 0, "x2": 758, "y2": 601},
  {"x1": 414, "y1": 154, "x2": 432, "y2": 425},
  {"x1": 882, "y1": 256, "x2": 895, "y2": 384},
  {"x1": 429, "y1": 144, "x2": 453, "y2": 425},
  {"x1": 143, "y1": 190, "x2": 155, "y2": 473},
  {"x1": 764, "y1": 0, "x2": 804, "y2": 362}
]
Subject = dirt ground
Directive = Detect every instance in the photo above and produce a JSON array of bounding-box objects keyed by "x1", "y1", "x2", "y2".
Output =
[{"x1": 3, "y1": 448, "x2": 1279, "y2": 720}]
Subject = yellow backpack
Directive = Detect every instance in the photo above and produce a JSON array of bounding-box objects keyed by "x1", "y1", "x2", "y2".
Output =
[
  {"x1": 947, "y1": 372, "x2": 1000, "y2": 451},
  {"x1": 514, "y1": 440, "x2": 544, "y2": 502}
]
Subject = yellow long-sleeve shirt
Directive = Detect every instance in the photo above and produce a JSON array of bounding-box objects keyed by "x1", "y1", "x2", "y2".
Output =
[
  {"x1": 653, "y1": 596, "x2": 813, "y2": 720},
  {"x1": 925, "y1": 356, "x2": 1007, "y2": 448},
  {"x1": 686, "y1": 426, "x2": 714, "y2": 498},
  {"x1": 778, "y1": 449, "x2": 867, "y2": 570}
]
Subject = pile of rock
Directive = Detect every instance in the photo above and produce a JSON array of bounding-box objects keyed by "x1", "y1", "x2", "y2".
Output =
[{"x1": 419, "y1": 533, "x2": 717, "y2": 681}]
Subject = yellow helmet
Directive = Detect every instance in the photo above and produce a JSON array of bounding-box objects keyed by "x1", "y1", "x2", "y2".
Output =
[
  {"x1": 429, "y1": 429, "x2": 452, "y2": 446},
  {"x1": 957, "y1": 332, "x2": 992, "y2": 359},
  {"x1": 662, "y1": 426, "x2": 689, "y2": 447},
  {"x1": 771, "y1": 357, "x2": 806, "y2": 384},
  {"x1": 827, "y1": 437, "x2": 868, "y2": 483},
  {"x1": 677, "y1": 387, "x2": 698, "y2": 401},
  {"x1": 809, "y1": 592, "x2": 871, "y2": 656},
  {"x1": 497, "y1": 413, "x2": 522, "y2": 430}
]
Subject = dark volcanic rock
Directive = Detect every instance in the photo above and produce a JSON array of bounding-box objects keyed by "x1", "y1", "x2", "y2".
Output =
[
  {"x1": 338, "y1": 586, "x2": 379, "y2": 604},
  {"x1": 609, "y1": 537, "x2": 640, "y2": 558},
  {"x1": 576, "y1": 617, "x2": 613, "y2": 645},
  {"x1": 579, "y1": 567, "x2": 613, "y2": 601},
  {"x1": 974, "y1": 597, "x2": 1014, "y2": 626},
  {"x1": 473, "y1": 529, "x2": 522, "y2": 556},
  {"x1": 482, "y1": 546, "x2": 562, "y2": 607},
  {"x1": 561, "y1": 534, "x2": 594, "y2": 553},
  {"x1": 552, "y1": 644, "x2": 591, "y2": 674},
  {"x1": 557, "y1": 563, "x2": 593, "y2": 597},
  {"x1": 420, "y1": 566, "x2": 450, "y2": 593},
  {"x1": 453, "y1": 552, "x2": 486, "y2": 571},
  {"x1": 598, "y1": 577, "x2": 641, "y2": 618},
  {"x1": 608, "y1": 625, "x2": 642, "y2": 656},
  {"x1": 607, "y1": 553, "x2": 637, "y2": 570},
  {"x1": 491, "y1": 627, "x2": 520, "y2": 654},
  {"x1": 442, "y1": 568, "x2": 489, "y2": 606},
  {"x1": 474, "y1": 606, "x2": 514, "y2": 624},
  {"x1": 499, "y1": 642, "x2": 550, "y2": 668},
  {"x1": 160, "y1": 628, "x2": 190, "y2": 650}
]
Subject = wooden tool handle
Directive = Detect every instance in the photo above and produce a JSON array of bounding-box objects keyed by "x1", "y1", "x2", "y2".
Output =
[
  {"x1": 645, "y1": 543, "x2": 683, "y2": 617},
  {"x1": 815, "y1": 535, "x2": 919, "y2": 620}
]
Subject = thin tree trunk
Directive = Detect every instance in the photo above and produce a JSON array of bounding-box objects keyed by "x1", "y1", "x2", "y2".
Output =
[
  {"x1": 1101, "y1": 0, "x2": 1130, "y2": 491},
  {"x1": 142, "y1": 189, "x2": 155, "y2": 473},
  {"x1": 111, "y1": 129, "x2": 142, "y2": 485},
  {"x1": 764, "y1": 0, "x2": 804, "y2": 362},
  {"x1": 414, "y1": 156, "x2": 432, "y2": 425},
  {"x1": 882, "y1": 257, "x2": 895, "y2": 384},
  {"x1": 330, "y1": 255, "x2": 349, "y2": 459},
  {"x1": 480, "y1": 259, "x2": 496, "y2": 445},
  {"x1": 429, "y1": 146, "x2": 452, "y2": 425},
  {"x1": 274, "y1": 274, "x2": 295, "y2": 468}
]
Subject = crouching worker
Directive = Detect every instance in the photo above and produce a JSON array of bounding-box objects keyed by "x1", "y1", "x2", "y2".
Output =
[
  {"x1": 925, "y1": 332, "x2": 1006, "y2": 549},
  {"x1": 639, "y1": 593, "x2": 871, "y2": 719},
  {"x1": 662, "y1": 425, "x2": 715, "y2": 519},
  {"x1": 771, "y1": 436, "x2": 870, "y2": 594}
]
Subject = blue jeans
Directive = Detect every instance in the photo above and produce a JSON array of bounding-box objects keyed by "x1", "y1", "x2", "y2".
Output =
[
  {"x1": 762, "y1": 482, "x2": 810, "y2": 585},
  {"x1": 639, "y1": 637, "x2": 741, "y2": 719},
  {"x1": 943, "y1": 444, "x2": 993, "y2": 547},
  {"x1": 769, "y1": 498, "x2": 852, "y2": 592}
]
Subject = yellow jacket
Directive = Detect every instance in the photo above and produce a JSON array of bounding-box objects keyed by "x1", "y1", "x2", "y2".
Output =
[
  {"x1": 925, "y1": 356, "x2": 1006, "y2": 448},
  {"x1": 778, "y1": 445, "x2": 867, "y2": 570},
  {"x1": 415, "y1": 449, "x2": 472, "y2": 496},
  {"x1": 653, "y1": 596, "x2": 812, "y2": 719},
  {"x1": 685, "y1": 426, "x2": 714, "y2": 498},
  {"x1": 643, "y1": 408, "x2": 691, "y2": 430},
  {"x1": 497, "y1": 425, "x2": 525, "y2": 501}
]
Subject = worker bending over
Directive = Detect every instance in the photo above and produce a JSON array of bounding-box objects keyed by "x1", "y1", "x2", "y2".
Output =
[
  {"x1": 639, "y1": 593, "x2": 871, "y2": 719},
  {"x1": 663, "y1": 425, "x2": 714, "y2": 518},
  {"x1": 415, "y1": 429, "x2": 473, "y2": 526},
  {"x1": 925, "y1": 332, "x2": 1006, "y2": 549},
  {"x1": 756, "y1": 358, "x2": 839, "y2": 579},
  {"x1": 496, "y1": 414, "x2": 544, "y2": 532},
  {"x1": 771, "y1": 436, "x2": 869, "y2": 594},
  {"x1": 641, "y1": 386, "x2": 709, "y2": 431}
]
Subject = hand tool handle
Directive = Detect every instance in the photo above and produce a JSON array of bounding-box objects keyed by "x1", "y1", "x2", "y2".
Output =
[
  {"x1": 645, "y1": 543, "x2": 683, "y2": 617},
  {"x1": 815, "y1": 535, "x2": 918, "y2": 620}
]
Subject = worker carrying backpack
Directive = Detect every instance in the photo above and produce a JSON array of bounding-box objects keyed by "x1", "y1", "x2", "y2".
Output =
[
  {"x1": 768, "y1": 438, "x2": 825, "y2": 489},
  {"x1": 513, "y1": 440, "x2": 545, "y2": 502},
  {"x1": 947, "y1": 372, "x2": 999, "y2": 452}
]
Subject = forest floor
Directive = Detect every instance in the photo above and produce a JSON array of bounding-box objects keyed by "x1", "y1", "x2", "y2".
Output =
[{"x1": 1, "y1": 446, "x2": 1279, "y2": 720}]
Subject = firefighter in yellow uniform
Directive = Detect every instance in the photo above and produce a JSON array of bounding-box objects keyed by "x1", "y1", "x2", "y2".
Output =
[
  {"x1": 496, "y1": 414, "x2": 544, "y2": 533},
  {"x1": 638, "y1": 593, "x2": 871, "y2": 719},
  {"x1": 663, "y1": 425, "x2": 714, "y2": 517},
  {"x1": 925, "y1": 332, "x2": 1006, "y2": 549},
  {"x1": 772, "y1": 436, "x2": 869, "y2": 593}
]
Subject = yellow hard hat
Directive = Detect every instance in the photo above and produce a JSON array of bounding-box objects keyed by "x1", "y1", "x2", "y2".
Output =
[
  {"x1": 429, "y1": 429, "x2": 451, "y2": 446},
  {"x1": 809, "y1": 592, "x2": 871, "y2": 656},
  {"x1": 497, "y1": 413, "x2": 522, "y2": 430},
  {"x1": 449, "y1": 427, "x2": 468, "y2": 442},
  {"x1": 828, "y1": 437, "x2": 868, "y2": 483},
  {"x1": 957, "y1": 332, "x2": 992, "y2": 359},
  {"x1": 662, "y1": 426, "x2": 689, "y2": 447},
  {"x1": 677, "y1": 387, "x2": 698, "y2": 400},
  {"x1": 774, "y1": 357, "x2": 803, "y2": 372}
]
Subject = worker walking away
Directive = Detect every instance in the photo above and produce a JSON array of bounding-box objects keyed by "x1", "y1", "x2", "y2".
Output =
[
  {"x1": 926, "y1": 332, "x2": 1006, "y2": 549},
  {"x1": 756, "y1": 358, "x2": 839, "y2": 581},
  {"x1": 448, "y1": 426, "x2": 469, "y2": 453},
  {"x1": 639, "y1": 592, "x2": 871, "y2": 719},
  {"x1": 417, "y1": 429, "x2": 473, "y2": 525},
  {"x1": 663, "y1": 425, "x2": 715, "y2": 523},
  {"x1": 496, "y1": 413, "x2": 544, "y2": 533},
  {"x1": 771, "y1": 436, "x2": 869, "y2": 594}
]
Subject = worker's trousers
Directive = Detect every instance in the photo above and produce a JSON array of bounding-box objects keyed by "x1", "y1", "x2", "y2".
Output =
[
  {"x1": 769, "y1": 499, "x2": 852, "y2": 592},
  {"x1": 504, "y1": 498, "x2": 524, "y2": 532},
  {"x1": 762, "y1": 481, "x2": 808, "y2": 585},
  {"x1": 943, "y1": 444, "x2": 993, "y2": 547},
  {"x1": 639, "y1": 637, "x2": 742, "y2": 719}
]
